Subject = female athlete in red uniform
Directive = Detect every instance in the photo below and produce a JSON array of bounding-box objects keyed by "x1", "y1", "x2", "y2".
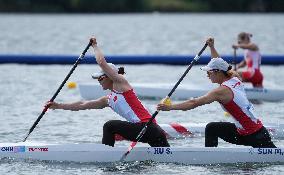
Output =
[
  {"x1": 158, "y1": 38, "x2": 275, "y2": 148},
  {"x1": 47, "y1": 37, "x2": 169, "y2": 147},
  {"x1": 232, "y1": 32, "x2": 263, "y2": 87}
]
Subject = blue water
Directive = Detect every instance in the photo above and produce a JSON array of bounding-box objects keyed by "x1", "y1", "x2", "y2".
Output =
[{"x1": 0, "y1": 13, "x2": 284, "y2": 175}]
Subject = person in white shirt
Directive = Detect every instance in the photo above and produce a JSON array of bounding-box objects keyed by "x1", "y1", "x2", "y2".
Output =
[{"x1": 232, "y1": 32, "x2": 263, "y2": 87}]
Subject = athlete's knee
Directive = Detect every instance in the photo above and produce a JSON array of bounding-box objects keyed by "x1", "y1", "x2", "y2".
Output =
[
  {"x1": 156, "y1": 134, "x2": 170, "y2": 147},
  {"x1": 146, "y1": 124, "x2": 170, "y2": 147},
  {"x1": 205, "y1": 122, "x2": 219, "y2": 134},
  {"x1": 103, "y1": 120, "x2": 118, "y2": 132},
  {"x1": 148, "y1": 138, "x2": 170, "y2": 147}
]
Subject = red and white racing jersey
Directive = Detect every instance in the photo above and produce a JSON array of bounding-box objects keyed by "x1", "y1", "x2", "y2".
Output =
[
  {"x1": 244, "y1": 49, "x2": 262, "y2": 77},
  {"x1": 220, "y1": 77, "x2": 263, "y2": 135},
  {"x1": 107, "y1": 89, "x2": 154, "y2": 123}
]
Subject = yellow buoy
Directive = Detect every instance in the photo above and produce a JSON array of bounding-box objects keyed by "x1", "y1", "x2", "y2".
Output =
[{"x1": 67, "y1": 81, "x2": 77, "y2": 89}]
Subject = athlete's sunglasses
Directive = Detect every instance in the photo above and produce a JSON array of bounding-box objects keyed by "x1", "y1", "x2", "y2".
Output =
[
  {"x1": 207, "y1": 69, "x2": 220, "y2": 76},
  {"x1": 98, "y1": 75, "x2": 107, "y2": 82}
]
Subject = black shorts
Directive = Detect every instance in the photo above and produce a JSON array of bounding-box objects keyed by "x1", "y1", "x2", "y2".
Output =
[
  {"x1": 102, "y1": 120, "x2": 170, "y2": 147},
  {"x1": 205, "y1": 122, "x2": 276, "y2": 148}
]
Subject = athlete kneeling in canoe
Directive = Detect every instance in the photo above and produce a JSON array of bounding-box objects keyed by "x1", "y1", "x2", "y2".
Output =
[
  {"x1": 232, "y1": 32, "x2": 263, "y2": 88},
  {"x1": 157, "y1": 38, "x2": 276, "y2": 148},
  {"x1": 47, "y1": 37, "x2": 169, "y2": 147}
]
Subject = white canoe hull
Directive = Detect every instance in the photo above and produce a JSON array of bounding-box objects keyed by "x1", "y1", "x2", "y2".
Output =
[
  {"x1": 1, "y1": 142, "x2": 284, "y2": 164},
  {"x1": 78, "y1": 83, "x2": 284, "y2": 101}
]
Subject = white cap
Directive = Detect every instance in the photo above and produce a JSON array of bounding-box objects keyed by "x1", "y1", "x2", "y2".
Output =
[
  {"x1": 91, "y1": 63, "x2": 118, "y2": 79},
  {"x1": 200, "y1": 58, "x2": 230, "y2": 72}
]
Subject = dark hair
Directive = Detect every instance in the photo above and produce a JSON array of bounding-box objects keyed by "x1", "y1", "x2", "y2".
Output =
[
  {"x1": 227, "y1": 65, "x2": 232, "y2": 71},
  {"x1": 221, "y1": 65, "x2": 233, "y2": 77},
  {"x1": 118, "y1": 67, "x2": 125, "y2": 75},
  {"x1": 238, "y1": 32, "x2": 252, "y2": 41}
]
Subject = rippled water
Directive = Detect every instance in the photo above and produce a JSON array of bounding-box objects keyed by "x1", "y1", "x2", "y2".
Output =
[{"x1": 0, "y1": 13, "x2": 284, "y2": 175}]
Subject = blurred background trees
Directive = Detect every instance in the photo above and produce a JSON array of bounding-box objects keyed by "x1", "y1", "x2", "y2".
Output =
[{"x1": 0, "y1": 0, "x2": 283, "y2": 13}]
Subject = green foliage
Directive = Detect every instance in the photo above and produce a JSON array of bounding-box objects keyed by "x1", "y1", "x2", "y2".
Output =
[
  {"x1": 0, "y1": 0, "x2": 283, "y2": 13},
  {"x1": 145, "y1": 0, "x2": 209, "y2": 12}
]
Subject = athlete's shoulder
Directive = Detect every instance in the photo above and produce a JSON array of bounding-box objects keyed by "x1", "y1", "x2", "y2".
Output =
[
  {"x1": 213, "y1": 85, "x2": 230, "y2": 94},
  {"x1": 208, "y1": 86, "x2": 232, "y2": 104},
  {"x1": 248, "y1": 43, "x2": 259, "y2": 51}
]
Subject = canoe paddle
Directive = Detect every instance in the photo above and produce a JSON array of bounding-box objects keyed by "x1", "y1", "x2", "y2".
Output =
[
  {"x1": 233, "y1": 48, "x2": 237, "y2": 70},
  {"x1": 120, "y1": 43, "x2": 208, "y2": 161},
  {"x1": 22, "y1": 40, "x2": 92, "y2": 142}
]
